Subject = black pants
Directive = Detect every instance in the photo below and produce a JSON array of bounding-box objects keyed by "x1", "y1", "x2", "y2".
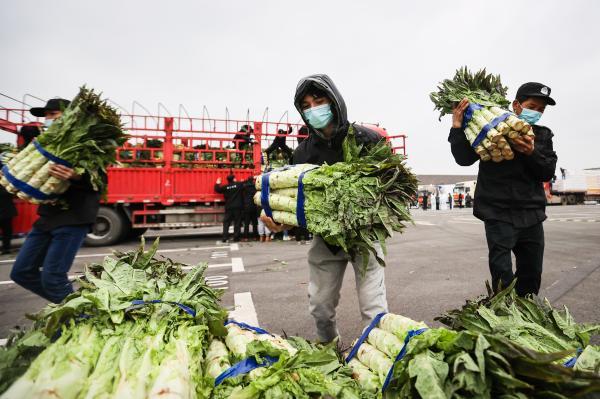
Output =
[
  {"x1": 0, "y1": 218, "x2": 12, "y2": 251},
  {"x1": 243, "y1": 209, "x2": 258, "y2": 239},
  {"x1": 484, "y1": 220, "x2": 544, "y2": 296},
  {"x1": 295, "y1": 226, "x2": 310, "y2": 241},
  {"x1": 223, "y1": 209, "x2": 242, "y2": 242}
]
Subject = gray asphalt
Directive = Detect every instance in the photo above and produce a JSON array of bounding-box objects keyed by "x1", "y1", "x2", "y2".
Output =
[{"x1": 1, "y1": 205, "x2": 598, "y2": 344}]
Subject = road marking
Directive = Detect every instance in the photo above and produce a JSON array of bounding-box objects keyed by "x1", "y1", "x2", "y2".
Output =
[
  {"x1": 414, "y1": 221, "x2": 436, "y2": 226},
  {"x1": 231, "y1": 257, "x2": 244, "y2": 273},
  {"x1": 230, "y1": 243, "x2": 239, "y2": 251},
  {"x1": 205, "y1": 275, "x2": 229, "y2": 290},
  {"x1": 229, "y1": 292, "x2": 259, "y2": 326},
  {"x1": 0, "y1": 245, "x2": 231, "y2": 264},
  {"x1": 447, "y1": 220, "x2": 481, "y2": 225},
  {"x1": 210, "y1": 251, "x2": 229, "y2": 259}
]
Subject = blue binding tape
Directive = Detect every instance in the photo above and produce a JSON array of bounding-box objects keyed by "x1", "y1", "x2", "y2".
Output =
[
  {"x1": 214, "y1": 355, "x2": 279, "y2": 386},
  {"x1": 261, "y1": 172, "x2": 273, "y2": 218},
  {"x1": 345, "y1": 312, "x2": 387, "y2": 363},
  {"x1": 1, "y1": 165, "x2": 59, "y2": 200},
  {"x1": 296, "y1": 167, "x2": 317, "y2": 229},
  {"x1": 33, "y1": 140, "x2": 72, "y2": 168},
  {"x1": 382, "y1": 328, "x2": 428, "y2": 391},
  {"x1": 129, "y1": 299, "x2": 196, "y2": 317},
  {"x1": 462, "y1": 103, "x2": 483, "y2": 130},
  {"x1": 563, "y1": 348, "x2": 583, "y2": 368},
  {"x1": 225, "y1": 319, "x2": 274, "y2": 336},
  {"x1": 471, "y1": 112, "x2": 511, "y2": 148}
]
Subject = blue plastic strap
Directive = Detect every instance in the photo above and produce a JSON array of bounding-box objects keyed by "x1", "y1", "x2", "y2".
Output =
[
  {"x1": 33, "y1": 140, "x2": 72, "y2": 168},
  {"x1": 296, "y1": 167, "x2": 317, "y2": 228},
  {"x1": 261, "y1": 172, "x2": 273, "y2": 218},
  {"x1": 1, "y1": 165, "x2": 59, "y2": 200},
  {"x1": 461, "y1": 103, "x2": 483, "y2": 130},
  {"x1": 471, "y1": 112, "x2": 511, "y2": 148},
  {"x1": 345, "y1": 312, "x2": 387, "y2": 363},
  {"x1": 214, "y1": 355, "x2": 279, "y2": 386},
  {"x1": 225, "y1": 319, "x2": 274, "y2": 336},
  {"x1": 382, "y1": 328, "x2": 428, "y2": 391},
  {"x1": 563, "y1": 348, "x2": 583, "y2": 368},
  {"x1": 129, "y1": 299, "x2": 196, "y2": 317}
]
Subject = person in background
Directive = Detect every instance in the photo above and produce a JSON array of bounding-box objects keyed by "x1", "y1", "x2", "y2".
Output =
[
  {"x1": 422, "y1": 193, "x2": 428, "y2": 210},
  {"x1": 560, "y1": 167, "x2": 566, "y2": 180},
  {"x1": 449, "y1": 82, "x2": 557, "y2": 296},
  {"x1": 257, "y1": 208, "x2": 271, "y2": 242},
  {"x1": 458, "y1": 193, "x2": 464, "y2": 208},
  {"x1": 18, "y1": 123, "x2": 42, "y2": 148},
  {"x1": 297, "y1": 125, "x2": 309, "y2": 145},
  {"x1": 465, "y1": 192, "x2": 473, "y2": 208},
  {"x1": 266, "y1": 125, "x2": 293, "y2": 162},
  {"x1": 11, "y1": 98, "x2": 105, "y2": 303},
  {"x1": 215, "y1": 174, "x2": 244, "y2": 243},
  {"x1": 242, "y1": 176, "x2": 258, "y2": 241},
  {"x1": 435, "y1": 192, "x2": 440, "y2": 210},
  {"x1": 448, "y1": 193, "x2": 453, "y2": 209},
  {"x1": 233, "y1": 125, "x2": 254, "y2": 150},
  {"x1": 0, "y1": 155, "x2": 17, "y2": 254},
  {"x1": 262, "y1": 74, "x2": 388, "y2": 342}
]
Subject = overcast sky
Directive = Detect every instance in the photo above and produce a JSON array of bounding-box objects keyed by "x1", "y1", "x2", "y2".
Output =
[{"x1": 1, "y1": 0, "x2": 599, "y2": 174}]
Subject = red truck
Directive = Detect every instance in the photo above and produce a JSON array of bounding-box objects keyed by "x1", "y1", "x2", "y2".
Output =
[{"x1": 0, "y1": 108, "x2": 407, "y2": 246}]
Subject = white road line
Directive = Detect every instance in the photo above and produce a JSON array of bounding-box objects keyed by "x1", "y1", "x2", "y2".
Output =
[
  {"x1": 229, "y1": 292, "x2": 259, "y2": 326},
  {"x1": 230, "y1": 243, "x2": 239, "y2": 251},
  {"x1": 0, "y1": 245, "x2": 231, "y2": 264},
  {"x1": 414, "y1": 221, "x2": 436, "y2": 226},
  {"x1": 231, "y1": 257, "x2": 244, "y2": 273}
]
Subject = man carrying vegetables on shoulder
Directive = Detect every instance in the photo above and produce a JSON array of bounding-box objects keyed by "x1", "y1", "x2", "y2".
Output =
[
  {"x1": 262, "y1": 74, "x2": 388, "y2": 342},
  {"x1": 448, "y1": 82, "x2": 557, "y2": 296},
  {"x1": 10, "y1": 99, "x2": 103, "y2": 304}
]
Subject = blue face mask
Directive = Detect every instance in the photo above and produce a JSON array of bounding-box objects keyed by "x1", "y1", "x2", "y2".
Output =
[
  {"x1": 518, "y1": 107, "x2": 542, "y2": 125},
  {"x1": 303, "y1": 104, "x2": 333, "y2": 129},
  {"x1": 43, "y1": 119, "x2": 54, "y2": 129}
]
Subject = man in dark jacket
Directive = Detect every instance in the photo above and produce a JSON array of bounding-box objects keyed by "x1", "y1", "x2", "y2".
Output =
[
  {"x1": 265, "y1": 125, "x2": 294, "y2": 163},
  {"x1": 263, "y1": 74, "x2": 388, "y2": 342},
  {"x1": 448, "y1": 82, "x2": 558, "y2": 296},
  {"x1": 242, "y1": 176, "x2": 258, "y2": 241},
  {"x1": 215, "y1": 174, "x2": 244, "y2": 242},
  {"x1": 10, "y1": 98, "x2": 104, "y2": 303}
]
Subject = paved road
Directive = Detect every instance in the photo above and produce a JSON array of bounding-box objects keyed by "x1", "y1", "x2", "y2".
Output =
[{"x1": 1, "y1": 205, "x2": 598, "y2": 345}]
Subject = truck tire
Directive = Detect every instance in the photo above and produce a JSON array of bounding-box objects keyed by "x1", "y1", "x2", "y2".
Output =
[{"x1": 85, "y1": 207, "x2": 130, "y2": 247}]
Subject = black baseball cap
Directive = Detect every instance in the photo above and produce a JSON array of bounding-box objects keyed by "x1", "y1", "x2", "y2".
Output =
[
  {"x1": 515, "y1": 82, "x2": 556, "y2": 106},
  {"x1": 30, "y1": 98, "x2": 71, "y2": 117}
]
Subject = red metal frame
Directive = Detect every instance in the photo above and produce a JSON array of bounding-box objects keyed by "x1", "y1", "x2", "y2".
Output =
[{"x1": 0, "y1": 106, "x2": 408, "y2": 234}]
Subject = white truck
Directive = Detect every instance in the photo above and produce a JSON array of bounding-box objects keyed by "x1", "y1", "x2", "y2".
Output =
[{"x1": 547, "y1": 170, "x2": 600, "y2": 205}]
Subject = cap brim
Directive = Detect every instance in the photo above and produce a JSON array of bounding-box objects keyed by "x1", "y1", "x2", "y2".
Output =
[
  {"x1": 527, "y1": 94, "x2": 556, "y2": 106},
  {"x1": 30, "y1": 107, "x2": 46, "y2": 117}
]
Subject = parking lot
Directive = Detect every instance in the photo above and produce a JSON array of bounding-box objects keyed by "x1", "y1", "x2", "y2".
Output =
[{"x1": 1, "y1": 204, "x2": 598, "y2": 344}]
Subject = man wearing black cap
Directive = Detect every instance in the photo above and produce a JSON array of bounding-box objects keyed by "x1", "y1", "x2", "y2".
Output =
[
  {"x1": 449, "y1": 82, "x2": 558, "y2": 297},
  {"x1": 10, "y1": 98, "x2": 105, "y2": 304}
]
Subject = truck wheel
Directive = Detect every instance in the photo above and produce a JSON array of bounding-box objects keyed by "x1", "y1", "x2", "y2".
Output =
[
  {"x1": 128, "y1": 227, "x2": 148, "y2": 239},
  {"x1": 85, "y1": 207, "x2": 129, "y2": 247}
]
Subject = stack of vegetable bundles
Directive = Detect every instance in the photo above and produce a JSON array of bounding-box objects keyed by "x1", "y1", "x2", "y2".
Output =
[
  {"x1": 0, "y1": 239, "x2": 228, "y2": 398},
  {"x1": 254, "y1": 126, "x2": 418, "y2": 269},
  {"x1": 430, "y1": 67, "x2": 534, "y2": 163},
  {"x1": 0, "y1": 87, "x2": 126, "y2": 204}
]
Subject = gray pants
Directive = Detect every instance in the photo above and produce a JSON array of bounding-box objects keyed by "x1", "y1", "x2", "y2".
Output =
[{"x1": 307, "y1": 236, "x2": 388, "y2": 342}]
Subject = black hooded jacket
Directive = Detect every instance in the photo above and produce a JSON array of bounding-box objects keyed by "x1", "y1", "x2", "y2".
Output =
[
  {"x1": 448, "y1": 124, "x2": 557, "y2": 227},
  {"x1": 291, "y1": 74, "x2": 382, "y2": 166}
]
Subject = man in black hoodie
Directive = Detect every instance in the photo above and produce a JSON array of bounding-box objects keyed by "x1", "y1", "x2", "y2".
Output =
[
  {"x1": 215, "y1": 174, "x2": 244, "y2": 242},
  {"x1": 449, "y1": 82, "x2": 557, "y2": 296},
  {"x1": 263, "y1": 74, "x2": 388, "y2": 342}
]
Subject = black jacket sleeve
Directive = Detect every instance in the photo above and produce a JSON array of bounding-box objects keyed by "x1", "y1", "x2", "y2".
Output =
[
  {"x1": 522, "y1": 127, "x2": 557, "y2": 182},
  {"x1": 214, "y1": 184, "x2": 225, "y2": 194},
  {"x1": 448, "y1": 127, "x2": 479, "y2": 166}
]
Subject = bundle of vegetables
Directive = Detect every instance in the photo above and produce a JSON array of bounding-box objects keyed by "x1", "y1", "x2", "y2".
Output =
[
  {"x1": 430, "y1": 66, "x2": 535, "y2": 163},
  {"x1": 435, "y1": 280, "x2": 600, "y2": 363},
  {"x1": 212, "y1": 333, "x2": 374, "y2": 399},
  {"x1": 0, "y1": 86, "x2": 126, "y2": 204},
  {"x1": 383, "y1": 328, "x2": 600, "y2": 398},
  {"x1": 0, "y1": 143, "x2": 16, "y2": 166},
  {"x1": 0, "y1": 239, "x2": 228, "y2": 398},
  {"x1": 255, "y1": 126, "x2": 418, "y2": 269}
]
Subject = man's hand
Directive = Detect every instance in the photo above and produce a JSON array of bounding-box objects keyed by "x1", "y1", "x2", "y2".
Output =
[
  {"x1": 260, "y1": 214, "x2": 292, "y2": 233},
  {"x1": 216, "y1": 178, "x2": 222, "y2": 185},
  {"x1": 48, "y1": 164, "x2": 81, "y2": 181},
  {"x1": 510, "y1": 135, "x2": 535, "y2": 156},
  {"x1": 452, "y1": 98, "x2": 469, "y2": 129}
]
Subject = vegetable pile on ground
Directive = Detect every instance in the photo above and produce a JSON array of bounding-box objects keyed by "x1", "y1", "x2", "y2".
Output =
[
  {"x1": 254, "y1": 126, "x2": 418, "y2": 269},
  {"x1": 430, "y1": 66, "x2": 535, "y2": 163},
  {"x1": 0, "y1": 239, "x2": 228, "y2": 398},
  {"x1": 0, "y1": 86, "x2": 126, "y2": 204}
]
